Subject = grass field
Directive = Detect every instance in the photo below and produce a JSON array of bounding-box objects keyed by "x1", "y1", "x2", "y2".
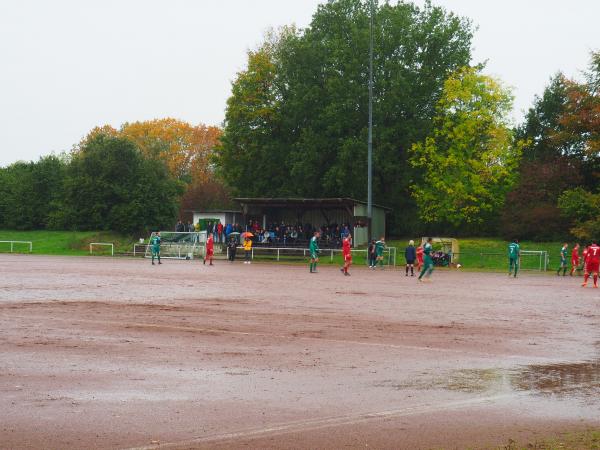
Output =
[
  {"x1": 0, "y1": 230, "x2": 136, "y2": 256},
  {"x1": 0, "y1": 230, "x2": 572, "y2": 272},
  {"x1": 388, "y1": 238, "x2": 566, "y2": 272}
]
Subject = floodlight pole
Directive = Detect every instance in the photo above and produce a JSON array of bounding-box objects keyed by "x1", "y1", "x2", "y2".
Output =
[{"x1": 367, "y1": 0, "x2": 374, "y2": 242}]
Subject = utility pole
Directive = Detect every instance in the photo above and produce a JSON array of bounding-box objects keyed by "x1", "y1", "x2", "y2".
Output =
[{"x1": 367, "y1": 0, "x2": 374, "y2": 242}]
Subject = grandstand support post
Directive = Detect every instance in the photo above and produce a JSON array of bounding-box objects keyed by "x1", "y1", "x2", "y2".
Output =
[
  {"x1": 277, "y1": 249, "x2": 280, "y2": 261},
  {"x1": 367, "y1": 0, "x2": 374, "y2": 243},
  {"x1": 331, "y1": 250, "x2": 334, "y2": 262}
]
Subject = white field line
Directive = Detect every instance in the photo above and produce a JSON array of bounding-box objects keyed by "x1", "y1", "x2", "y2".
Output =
[{"x1": 125, "y1": 393, "x2": 526, "y2": 450}]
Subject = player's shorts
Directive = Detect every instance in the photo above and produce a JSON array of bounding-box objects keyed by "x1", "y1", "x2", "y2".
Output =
[
  {"x1": 560, "y1": 258, "x2": 567, "y2": 267},
  {"x1": 586, "y1": 261, "x2": 599, "y2": 273},
  {"x1": 417, "y1": 257, "x2": 423, "y2": 265},
  {"x1": 344, "y1": 253, "x2": 352, "y2": 262},
  {"x1": 571, "y1": 259, "x2": 579, "y2": 267},
  {"x1": 406, "y1": 259, "x2": 415, "y2": 264},
  {"x1": 310, "y1": 252, "x2": 318, "y2": 260},
  {"x1": 152, "y1": 247, "x2": 160, "y2": 255},
  {"x1": 206, "y1": 250, "x2": 214, "y2": 257}
]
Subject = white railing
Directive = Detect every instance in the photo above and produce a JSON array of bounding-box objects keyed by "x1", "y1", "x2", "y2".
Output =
[
  {"x1": 0, "y1": 240, "x2": 33, "y2": 253},
  {"x1": 89, "y1": 242, "x2": 114, "y2": 256},
  {"x1": 230, "y1": 246, "x2": 397, "y2": 266},
  {"x1": 133, "y1": 243, "x2": 148, "y2": 257}
]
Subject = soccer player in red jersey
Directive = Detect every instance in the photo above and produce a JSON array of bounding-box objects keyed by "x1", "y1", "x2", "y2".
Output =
[
  {"x1": 582, "y1": 240, "x2": 599, "y2": 288},
  {"x1": 340, "y1": 234, "x2": 352, "y2": 276},
  {"x1": 204, "y1": 233, "x2": 214, "y2": 266},
  {"x1": 570, "y1": 243, "x2": 580, "y2": 276},
  {"x1": 416, "y1": 244, "x2": 424, "y2": 272},
  {"x1": 581, "y1": 245, "x2": 589, "y2": 273}
]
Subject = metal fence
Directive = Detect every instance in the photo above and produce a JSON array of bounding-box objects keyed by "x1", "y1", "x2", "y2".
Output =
[{"x1": 230, "y1": 246, "x2": 397, "y2": 266}]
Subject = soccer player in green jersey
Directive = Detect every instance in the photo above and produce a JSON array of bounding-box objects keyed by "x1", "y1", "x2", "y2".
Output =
[
  {"x1": 309, "y1": 231, "x2": 321, "y2": 273},
  {"x1": 557, "y1": 243, "x2": 568, "y2": 276},
  {"x1": 375, "y1": 237, "x2": 386, "y2": 269},
  {"x1": 150, "y1": 232, "x2": 162, "y2": 265},
  {"x1": 508, "y1": 239, "x2": 520, "y2": 277},
  {"x1": 418, "y1": 237, "x2": 434, "y2": 281}
]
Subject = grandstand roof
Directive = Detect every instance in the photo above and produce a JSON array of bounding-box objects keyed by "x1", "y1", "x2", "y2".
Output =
[{"x1": 234, "y1": 198, "x2": 391, "y2": 211}]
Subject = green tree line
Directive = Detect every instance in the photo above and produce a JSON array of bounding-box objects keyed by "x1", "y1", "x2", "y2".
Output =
[
  {"x1": 1, "y1": 0, "x2": 598, "y2": 240},
  {"x1": 0, "y1": 134, "x2": 182, "y2": 234}
]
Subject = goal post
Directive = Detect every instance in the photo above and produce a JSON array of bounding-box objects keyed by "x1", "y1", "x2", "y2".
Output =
[
  {"x1": 144, "y1": 231, "x2": 205, "y2": 260},
  {"x1": 89, "y1": 242, "x2": 114, "y2": 256}
]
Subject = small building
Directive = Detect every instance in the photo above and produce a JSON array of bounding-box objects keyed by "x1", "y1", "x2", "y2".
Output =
[{"x1": 190, "y1": 210, "x2": 243, "y2": 228}]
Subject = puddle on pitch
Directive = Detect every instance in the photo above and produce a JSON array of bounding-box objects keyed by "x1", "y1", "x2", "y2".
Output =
[
  {"x1": 380, "y1": 359, "x2": 600, "y2": 402},
  {"x1": 511, "y1": 360, "x2": 600, "y2": 399}
]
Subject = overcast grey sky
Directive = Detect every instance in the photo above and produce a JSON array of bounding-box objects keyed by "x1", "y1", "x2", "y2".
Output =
[{"x1": 0, "y1": 0, "x2": 598, "y2": 166}]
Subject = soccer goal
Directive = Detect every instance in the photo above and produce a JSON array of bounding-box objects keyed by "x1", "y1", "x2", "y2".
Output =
[
  {"x1": 472, "y1": 250, "x2": 549, "y2": 272},
  {"x1": 144, "y1": 231, "x2": 205, "y2": 260},
  {"x1": 89, "y1": 242, "x2": 114, "y2": 256},
  {"x1": 0, "y1": 240, "x2": 33, "y2": 253},
  {"x1": 519, "y1": 250, "x2": 549, "y2": 271}
]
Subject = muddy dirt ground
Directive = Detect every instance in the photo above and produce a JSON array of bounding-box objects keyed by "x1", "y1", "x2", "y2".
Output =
[{"x1": 1, "y1": 255, "x2": 599, "y2": 449}]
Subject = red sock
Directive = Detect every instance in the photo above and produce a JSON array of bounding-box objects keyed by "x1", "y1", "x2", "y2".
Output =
[
  {"x1": 584, "y1": 273, "x2": 590, "y2": 283},
  {"x1": 594, "y1": 275, "x2": 598, "y2": 286}
]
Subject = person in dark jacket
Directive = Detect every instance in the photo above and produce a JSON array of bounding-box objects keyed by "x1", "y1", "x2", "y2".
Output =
[
  {"x1": 405, "y1": 240, "x2": 417, "y2": 276},
  {"x1": 175, "y1": 220, "x2": 184, "y2": 232},
  {"x1": 368, "y1": 240, "x2": 377, "y2": 269},
  {"x1": 227, "y1": 236, "x2": 237, "y2": 262}
]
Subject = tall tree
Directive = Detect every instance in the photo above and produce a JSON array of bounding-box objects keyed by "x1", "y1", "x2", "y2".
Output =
[
  {"x1": 553, "y1": 51, "x2": 600, "y2": 187},
  {"x1": 55, "y1": 134, "x2": 182, "y2": 233},
  {"x1": 516, "y1": 74, "x2": 570, "y2": 161},
  {"x1": 410, "y1": 67, "x2": 522, "y2": 228},
  {"x1": 120, "y1": 119, "x2": 221, "y2": 183},
  {"x1": 0, "y1": 155, "x2": 67, "y2": 230},
  {"x1": 218, "y1": 0, "x2": 474, "y2": 234},
  {"x1": 500, "y1": 157, "x2": 582, "y2": 240},
  {"x1": 558, "y1": 187, "x2": 600, "y2": 240},
  {"x1": 217, "y1": 46, "x2": 289, "y2": 195}
]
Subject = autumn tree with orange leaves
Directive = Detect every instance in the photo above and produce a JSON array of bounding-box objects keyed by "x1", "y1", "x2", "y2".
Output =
[
  {"x1": 77, "y1": 119, "x2": 229, "y2": 220},
  {"x1": 80, "y1": 119, "x2": 222, "y2": 183},
  {"x1": 120, "y1": 119, "x2": 221, "y2": 183}
]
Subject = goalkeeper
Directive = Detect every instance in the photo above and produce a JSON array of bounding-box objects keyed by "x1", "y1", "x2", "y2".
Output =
[{"x1": 150, "y1": 232, "x2": 162, "y2": 265}]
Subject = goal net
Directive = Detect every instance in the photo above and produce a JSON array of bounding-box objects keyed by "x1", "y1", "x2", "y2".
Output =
[{"x1": 144, "y1": 231, "x2": 206, "y2": 260}]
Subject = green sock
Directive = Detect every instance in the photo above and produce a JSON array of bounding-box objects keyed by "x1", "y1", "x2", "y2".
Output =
[{"x1": 309, "y1": 262, "x2": 313, "y2": 272}]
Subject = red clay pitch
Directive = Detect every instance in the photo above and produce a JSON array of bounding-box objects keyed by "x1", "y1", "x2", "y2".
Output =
[{"x1": 1, "y1": 255, "x2": 599, "y2": 449}]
